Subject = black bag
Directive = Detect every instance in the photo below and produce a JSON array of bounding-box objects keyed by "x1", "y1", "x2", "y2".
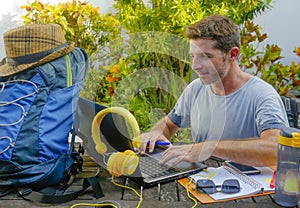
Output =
[{"x1": 281, "y1": 96, "x2": 299, "y2": 128}]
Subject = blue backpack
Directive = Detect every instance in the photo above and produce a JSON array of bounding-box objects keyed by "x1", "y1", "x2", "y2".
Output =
[{"x1": 0, "y1": 47, "x2": 103, "y2": 203}]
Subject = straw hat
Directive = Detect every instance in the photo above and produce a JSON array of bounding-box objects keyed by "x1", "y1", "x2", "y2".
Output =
[{"x1": 0, "y1": 24, "x2": 75, "y2": 77}]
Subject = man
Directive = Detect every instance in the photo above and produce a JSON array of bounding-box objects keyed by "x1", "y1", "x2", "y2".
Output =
[{"x1": 140, "y1": 14, "x2": 288, "y2": 167}]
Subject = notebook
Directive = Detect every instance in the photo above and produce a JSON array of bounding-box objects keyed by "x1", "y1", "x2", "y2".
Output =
[
  {"x1": 188, "y1": 162, "x2": 275, "y2": 201},
  {"x1": 77, "y1": 97, "x2": 207, "y2": 188}
]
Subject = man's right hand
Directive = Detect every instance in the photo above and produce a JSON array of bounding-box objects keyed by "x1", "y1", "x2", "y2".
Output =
[{"x1": 140, "y1": 131, "x2": 170, "y2": 154}]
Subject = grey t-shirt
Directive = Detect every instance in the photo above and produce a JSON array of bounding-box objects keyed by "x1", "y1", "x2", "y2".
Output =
[{"x1": 168, "y1": 76, "x2": 288, "y2": 142}]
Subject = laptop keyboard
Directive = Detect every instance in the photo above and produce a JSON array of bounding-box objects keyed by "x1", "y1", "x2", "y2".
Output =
[{"x1": 138, "y1": 155, "x2": 179, "y2": 178}]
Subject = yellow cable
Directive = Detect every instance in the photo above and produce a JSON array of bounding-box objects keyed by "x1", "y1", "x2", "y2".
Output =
[
  {"x1": 202, "y1": 168, "x2": 218, "y2": 180},
  {"x1": 185, "y1": 169, "x2": 215, "y2": 208},
  {"x1": 185, "y1": 178, "x2": 198, "y2": 208},
  {"x1": 70, "y1": 202, "x2": 118, "y2": 208},
  {"x1": 111, "y1": 175, "x2": 143, "y2": 208}
]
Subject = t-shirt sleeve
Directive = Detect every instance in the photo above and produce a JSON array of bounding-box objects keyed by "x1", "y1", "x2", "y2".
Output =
[{"x1": 255, "y1": 93, "x2": 289, "y2": 134}]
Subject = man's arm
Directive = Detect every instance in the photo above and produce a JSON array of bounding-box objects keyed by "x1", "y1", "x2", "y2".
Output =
[
  {"x1": 212, "y1": 128, "x2": 279, "y2": 166},
  {"x1": 160, "y1": 128, "x2": 280, "y2": 167},
  {"x1": 140, "y1": 116, "x2": 179, "y2": 153}
]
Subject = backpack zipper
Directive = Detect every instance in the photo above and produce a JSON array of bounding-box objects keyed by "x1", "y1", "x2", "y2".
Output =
[{"x1": 65, "y1": 55, "x2": 72, "y2": 87}]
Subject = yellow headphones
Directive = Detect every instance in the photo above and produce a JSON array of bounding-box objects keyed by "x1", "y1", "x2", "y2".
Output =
[{"x1": 91, "y1": 107, "x2": 142, "y2": 176}]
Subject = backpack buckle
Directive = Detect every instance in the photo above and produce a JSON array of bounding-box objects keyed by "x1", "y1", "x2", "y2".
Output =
[{"x1": 18, "y1": 188, "x2": 32, "y2": 196}]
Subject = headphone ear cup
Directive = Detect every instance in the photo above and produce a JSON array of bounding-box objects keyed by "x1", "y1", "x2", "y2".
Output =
[
  {"x1": 106, "y1": 150, "x2": 139, "y2": 176},
  {"x1": 107, "y1": 153, "x2": 122, "y2": 177},
  {"x1": 122, "y1": 150, "x2": 139, "y2": 175}
]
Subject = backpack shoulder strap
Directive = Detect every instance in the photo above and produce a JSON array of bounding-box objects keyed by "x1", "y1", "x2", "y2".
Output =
[{"x1": 18, "y1": 176, "x2": 104, "y2": 204}]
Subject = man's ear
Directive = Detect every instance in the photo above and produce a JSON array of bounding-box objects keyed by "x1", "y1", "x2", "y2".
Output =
[{"x1": 229, "y1": 47, "x2": 239, "y2": 60}]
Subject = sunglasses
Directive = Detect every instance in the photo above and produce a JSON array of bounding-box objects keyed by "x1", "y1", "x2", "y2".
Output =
[{"x1": 196, "y1": 179, "x2": 240, "y2": 194}]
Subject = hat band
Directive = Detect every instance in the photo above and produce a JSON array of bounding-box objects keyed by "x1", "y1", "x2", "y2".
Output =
[{"x1": 6, "y1": 42, "x2": 69, "y2": 66}]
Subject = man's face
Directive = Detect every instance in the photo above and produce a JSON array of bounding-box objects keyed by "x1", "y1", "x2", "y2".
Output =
[{"x1": 189, "y1": 39, "x2": 229, "y2": 85}]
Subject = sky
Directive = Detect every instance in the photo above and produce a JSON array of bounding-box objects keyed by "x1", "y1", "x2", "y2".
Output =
[{"x1": 0, "y1": 0, "x2": 299, "y2": 65}]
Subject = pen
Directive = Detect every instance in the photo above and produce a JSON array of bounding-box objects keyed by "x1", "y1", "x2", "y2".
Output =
[
  {"x1": 270, "y1": 170, "x2": 276, "y2": 188},
  {"x1": 147, "y1": 141, "x2": 171, "y2": 146}
]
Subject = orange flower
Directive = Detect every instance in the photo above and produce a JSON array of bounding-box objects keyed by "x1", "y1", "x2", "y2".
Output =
[
  {"x1": 106, "y1": 75, "x2": 117, "y2": 83},
  {"x1": 297, "y1": 47, "x2": 300, "y2": 57},
  {"x1": 294, "y1": 47, "x2": 300, "y2": 57}
]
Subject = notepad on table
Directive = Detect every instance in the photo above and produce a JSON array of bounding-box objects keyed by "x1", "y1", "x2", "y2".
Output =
[{"x1": 188, "y1": 164, "x2": 275, "y2": 201}]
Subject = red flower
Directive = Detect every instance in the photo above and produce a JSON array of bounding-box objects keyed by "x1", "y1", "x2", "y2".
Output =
[{"x1": 108, "y1": 87, "x2": 114, "y2": 97}]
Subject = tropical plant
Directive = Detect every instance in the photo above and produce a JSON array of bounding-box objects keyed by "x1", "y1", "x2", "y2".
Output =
[
  {"x1": 21, "y1": 0, "x2": 120, "y2": 55},
  {"x1": 21, "y1": 0, "x2": 121, "y2": 100},
  {"x1": 240, "y1": 21, "x2": 300, "y2": 95},
  {"x1": 114, "y1": 0, "x2": 272, "y2": 34}
]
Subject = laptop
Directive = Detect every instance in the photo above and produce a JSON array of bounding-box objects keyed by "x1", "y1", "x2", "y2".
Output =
[{"x1": 77, "y1": 98, "x2": 207, "y2": 188}]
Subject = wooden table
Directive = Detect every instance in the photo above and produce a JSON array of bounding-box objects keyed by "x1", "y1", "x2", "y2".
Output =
[{"x1": 0, "y1": 158, "x2": 283, "y2": 208}]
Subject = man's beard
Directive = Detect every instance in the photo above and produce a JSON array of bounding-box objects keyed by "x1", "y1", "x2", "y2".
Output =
[{"x1": 200, "y1": 62, "x2": 229, "y2": 86}]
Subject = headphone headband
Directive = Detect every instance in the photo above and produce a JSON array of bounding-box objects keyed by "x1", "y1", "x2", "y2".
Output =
[{"x1": 91, "y1": 107, "x2": 142, "y2": 154}]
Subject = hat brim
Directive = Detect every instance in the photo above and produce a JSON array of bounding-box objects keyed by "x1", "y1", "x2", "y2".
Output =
[{"x1": 0, "y1": 42, "x2": 75, "y2": 77}]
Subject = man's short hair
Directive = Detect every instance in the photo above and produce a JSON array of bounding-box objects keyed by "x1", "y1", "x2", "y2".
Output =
[{"x1": 186, "y1": 14, "x2": 240, "y2": 53}]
